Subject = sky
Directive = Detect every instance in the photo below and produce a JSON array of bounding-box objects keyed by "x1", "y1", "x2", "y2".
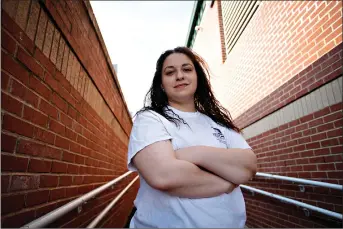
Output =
[{"x1": 90, "y1": 1, "x2": 195, "y2": 116}]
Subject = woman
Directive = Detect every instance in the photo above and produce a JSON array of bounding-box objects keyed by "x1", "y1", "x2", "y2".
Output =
[{"x1": 127, "y1": 47, "x2": 257, "y2": 228}]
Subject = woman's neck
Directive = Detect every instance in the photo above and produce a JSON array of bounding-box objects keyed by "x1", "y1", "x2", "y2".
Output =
[{"x1": 168, "y1": 100, "x2": 196, "y2": 112}]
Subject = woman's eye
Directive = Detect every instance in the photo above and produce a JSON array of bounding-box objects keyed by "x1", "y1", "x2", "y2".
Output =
[
  {"x1": 184, "y1": 68, "x2": 192, "y2": 72},
  {"x1": 166, "y1": 71, "x2": 174, "y2": 75}
]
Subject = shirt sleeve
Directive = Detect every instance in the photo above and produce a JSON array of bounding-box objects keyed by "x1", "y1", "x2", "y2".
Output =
[
  {"x1": 127, "y1": 111, "x2": 172, "y2": 171},
  {"x1": 224, "y1": 128, "x2": 251, "y2": 149}
]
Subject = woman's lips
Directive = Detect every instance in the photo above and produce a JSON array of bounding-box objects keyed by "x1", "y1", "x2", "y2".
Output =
[{"x1": 174, "y1": 84, "x2": 188, "y2": 89}]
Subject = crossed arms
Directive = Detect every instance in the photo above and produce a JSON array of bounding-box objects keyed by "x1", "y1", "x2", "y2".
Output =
[{"x1": 132, "y1": 139, "x2": 257, "y2": 199}]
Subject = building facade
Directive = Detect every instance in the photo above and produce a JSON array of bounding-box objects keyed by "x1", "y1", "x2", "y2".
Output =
[
  {"x1": 186, "y1": 1, "x2": 342, "y2": 227},
  {"x1": 1, "y1": 0, "x2": 137, "y2": 227}
]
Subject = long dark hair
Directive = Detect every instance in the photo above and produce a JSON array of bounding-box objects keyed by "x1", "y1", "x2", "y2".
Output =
[{"x1": 136, "y1": 47, "x2": 240, "y2": 132}]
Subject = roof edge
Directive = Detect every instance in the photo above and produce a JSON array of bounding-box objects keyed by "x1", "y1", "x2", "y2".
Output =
[{"x1": 185, "y1": 0, "x2": 204, "y2": 48}]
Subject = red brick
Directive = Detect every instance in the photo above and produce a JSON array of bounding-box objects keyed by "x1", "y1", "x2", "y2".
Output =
[
  {"x1": 327, "y1": 128, "x2": 343, "y2": 138},
  {"x1": 66, "y1": 186, "x2": 79, "y2": 198},
  {"x1": 29, "y1": 75, "x2": 51, "y2": 100},
  {"x1": 297, "y1": 136, "x2": 311, "y2": 144},
  {"x1": 1, "y1": 209, "x2": 36, "y2": 228},
  {"x1": 321, "y1": 138, "x2": 339, "y2": 147},
  {"x1": 50, "y1": 188, "x2": 66, "y2": 201},
  {"x1": 23, "y1": 105, "x2": 49, "y2": 127},
  {"x1": 17, "y1": 139, "x2": 43, "y2": 156},
  {"x1": 1, "y1": 92, "x2": 23, "y2": 116},
  {"x1": 67, "y1": 164, "x2": 79, "y2": 174},
  {"x1": 73, "y1": 121, "x2": 82, "y2": 134},
  {"x1": 314, "y1": 107, "x2": 331, "y2": 119},
  {"x1": 333, "y1": 119, "x2": 343, "y2": 128},
  {"x1": 1, "y1": 71, "x2": 10, "y2": 91},
  {"x1": 311, "y1": 132, "x2": 327, "y2": 142},
  {"x1": 44, "y1": 71, "x2": 59, "y2": 91},
  {"x1": 55, "y1": 70, "x2": 71, "y2": 92},
  {"x1": 35, "y1": 202, "x2": 57, "y2": 219},
  {"x1": 1, "y1": 175, "x2": 10, "y2": 193},
  {"x1": 295, "y1": 123, "x2": 308, "y2": 132},
  {"x1": 2, "y1": 51, "x2": 30, "y2": 84},
  {"x1": 1, "y1": 154, "x2": 29, "y2": 172},
  {"x1": 10, "y1": 175, "x2": 40, "y2": 191},
  {"x1": 75, "y1": 154, "x2": 85, "y2": 165},
  {"x1": 303, "y1": 164, "x2": 318, "y2": 171},
  {"x1": 335, "y1": 162, "x2": 343, "y2": 170},
  {"x1": 78, "y1": 185, "x2": 93, "y2": 195},
  {"x1": 3, "y1": 114, "x2": 34, "y2": 138},
  {"x1": 330, "y1": 145, "x2": 342, "y2": 154},
  {"x1": 68, "y1": 106, "x2": 77, "y2": 119},
  {"x1": 314, "y1": 148, "x2": 331, "y2": 156},
  {"x1": 51, "y1": 93, "x2": 68, "y2": 113},
  {"x1": 33, "y1": 127, "x2": 56, "y2": 145},
  {"x1": 34, "y1": 45, "x2": 56, "y2": 75},
  {"x1": 28, "y1": 158, "x2": 52, "y2": 173},
  {"x1": 317, "y1": 163, "x2": 336, "y2": 171},
  {"x1": 76, "y1": 134, "x2": 87, "y2": 146},
  {"x1": 24, "y1": 89, "x2": 40, "y2": 108},
  {"x1": 70, "y1": 142, "x2": 81, "y2": 154},
  {"x1": 65, "y1": 127, "x2": 77, "y2": 141},
  {"x1": 59, "y1": 176, "x2": 73, "y2": 186},
  {"x1": 1, "y1": 133, "x2": 17, "y2": 153},
  {"x1": 330, "y1": 103, "x2": 343, "y2": 112},
  {"x1": 1, "y1": 193, "x2": 25, "y2": 214},
  {"x1": 40, "y1": 175, "x2": 59, "y2": 188},
  {"x1": 49, "y1": 119, "x2": 65, "y2": 136},
  {"x1": 308, "y1": 156, "x2": 325, "y2": 164},
  {"x1": 317, "y1": 123, "x2": 334, "y2": 132},
  {"x1": 324, "y1": 154, "x2": 343, "y2": 163},
  {"x1": 55, "y1": 135, "x2": 70, "y2": 150},
  {"x1": 1, "y1": 29, "x2": 16, "y2": 54},
  {"x1": 17, "y1": 47, "x2": 44, "y2": 79},
  {"x1": 51, "y1": 161, "x2": 68, "y2": 173},
  {"x1": 1, "y1": 11, "x2": 35, "y2": 54},
  {"x1": 39, "y1": 99, "x2": 59, "y2": 119},
  {"x1": 26, "y1": 190, "x2": 50, "y2": 207},
  {"x1": 323, "y1": 112, "x2": 342, "y2": 123},
  {"x1": 62, "y1": 151, "x2": 75, "y2": 163},
  {"x1": 60, "y1": 112, "x2": 73, "y2": 128},
  {"x1": 73, "y1": 175, "x2": 84, "y2": 185},
  {"x1": 10, "y1": 77, "x2": 26, "y2": 99},
  {"x1": 327, "y1": 171, "x2": 342, "y2": 178}
]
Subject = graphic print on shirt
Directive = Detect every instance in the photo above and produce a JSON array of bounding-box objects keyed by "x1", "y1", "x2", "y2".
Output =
[{"x1": 211, "y1": 127, "x2": 227, "y2": 145}]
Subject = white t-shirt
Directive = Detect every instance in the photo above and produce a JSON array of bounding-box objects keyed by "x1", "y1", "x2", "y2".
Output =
[{"x1": 127, "y1": 106, "x2": 251, "y2": 228}]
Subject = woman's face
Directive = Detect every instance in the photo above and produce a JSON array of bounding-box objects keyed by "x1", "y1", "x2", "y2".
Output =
[{"x1": 161, "y1": 53, "x2": 198, "y2": 103}]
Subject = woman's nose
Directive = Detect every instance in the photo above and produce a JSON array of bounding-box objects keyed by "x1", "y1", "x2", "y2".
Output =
[{"x1": 176, "y1": 70, "x2": 184, "y2": 80}]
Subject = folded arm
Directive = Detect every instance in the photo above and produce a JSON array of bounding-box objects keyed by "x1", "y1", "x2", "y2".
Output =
[
  {"x1": 175, "y1": 146, "x2": 257, "y2": 184},
  {"x1": 132, "y1": 140, "x2": 236, "y2": 198}
]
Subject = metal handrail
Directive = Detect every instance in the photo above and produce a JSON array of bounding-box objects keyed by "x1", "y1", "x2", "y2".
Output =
[
  {"x1": 255, "y1": 172, "x2": 343, "y2": 190},
  {"x1": 87, "y1": 176, "x2": 139, "y2": 228},
  {"x1": 240, "y1": 185, "x2": 342, "y2": 220},
  {"x1": 21, "y1": 171, "x2": 133, "y2": 228}
]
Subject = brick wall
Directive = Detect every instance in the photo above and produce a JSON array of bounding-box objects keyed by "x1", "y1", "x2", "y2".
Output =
[
  {"x1": 1, "y1": 0, "x2": 137, "y2": 227},
  {"x1": 244, "y1": 101, "x2": 342, "y2": 228},
  {"x1": 192, "y1": 1, "x2": 342, "y2": 120}
]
